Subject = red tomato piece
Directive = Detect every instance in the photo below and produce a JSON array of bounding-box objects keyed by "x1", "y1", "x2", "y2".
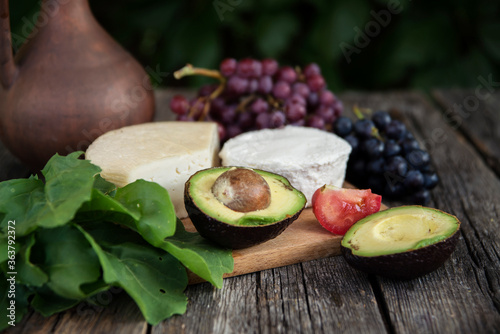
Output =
[{"x1": 312, "y1": 185, "x2": 382, "y2": 235}]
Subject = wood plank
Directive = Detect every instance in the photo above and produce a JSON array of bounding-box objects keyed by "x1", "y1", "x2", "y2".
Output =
[
  {"x1": 6, "y1": 291, "x2": 148, "y2": 334},
  {"x1": 340, "y1": 91, "x2": 500, "y2": 334},
  {"x1": 300, "y1": 257, "x2": 388, "y2": 333},
  {"x1": 53, "y1": 292, "x2": 147, "y2": 334},
  {"x1": 432, "y1": 89, "x2": 500, "y2": 176},
  {"x1": 4, "y1": 310, "x2": 60, "y2": 334},
  {"x1": 153, "y1": 274, "x2": 260, "y2": 334},
  {"x1": 156, "y1": 257, "x2": 388, "y2": 333}
]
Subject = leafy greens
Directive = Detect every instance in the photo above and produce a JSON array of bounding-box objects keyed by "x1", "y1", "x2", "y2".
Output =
[{"x1": 0, "y1": 152, "x2": 234, "y2": 329}]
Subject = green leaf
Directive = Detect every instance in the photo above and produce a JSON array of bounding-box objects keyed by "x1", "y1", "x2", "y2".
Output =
[
  {"x1": 77, "y1": 178, "x2": 177, "y2": 243},
  {"x1": 77, "y1": 224, "x2": 188, "y2": 325},
  {"x1": 0, "y1": 152, "x2": 100, "y2": 236},
  {"x1": 0, "y1": 274, "x2": 33, "y2": 330},
  {"x1": 35, "y1": 225, "x2": 101, "y2": 300},
  {"x1": 75, "y1": 188, "x2": 137, "y2": 229},
  {"x1": 114, "y1": 180, "x2": 177, "y2": 247},
  {"x1": 0, "y1": 176, "x2": 45, "y2": 236},
  {"x1": 161, "y1": 219, "x2": 233, "y2": 288},
  {"x1": 0, "y1": 234, "x2": 11, "y2": 264},
  {"x1": 36, "y1": 152, "x2": 101, "y2": 229},
  {"x1": 17, "y1": 234, "x2": 48, "y2": 287},
  {"x1": 92, "y1": 174, "x2": 117, "y2": 196},
  {"x1": 31, "y1": 286, "x2": 80, "y2": 317}
]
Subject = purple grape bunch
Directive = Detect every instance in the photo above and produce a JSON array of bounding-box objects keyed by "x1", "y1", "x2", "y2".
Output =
[
  {"x1": 333, "y1": 110, "x2": 439, "y2": 205},
  {"x1": 169, "y1": 59, "x2": 343, "y2": 142}
]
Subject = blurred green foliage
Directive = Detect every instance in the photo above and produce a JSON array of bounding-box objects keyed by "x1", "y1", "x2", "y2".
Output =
[{"x1": 8, "y1": 0, "x2": 500, "y2": 91}]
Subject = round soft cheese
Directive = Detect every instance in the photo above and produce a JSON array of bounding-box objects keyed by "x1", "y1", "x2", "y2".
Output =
[{"x1": 219, "y1": 126, "x2": 352, "y2": 207}]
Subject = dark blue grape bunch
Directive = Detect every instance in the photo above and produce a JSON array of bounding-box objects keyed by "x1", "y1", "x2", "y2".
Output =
[{"x1": 332, "y1": 108, "x2": 439, "y2": 205}]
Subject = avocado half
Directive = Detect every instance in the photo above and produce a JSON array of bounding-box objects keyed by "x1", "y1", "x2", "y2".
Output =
[
  {"x1": 341, "y1": 206, "x2": 460, "y2": 280},
  {"x1": 184, "y1": 166, "x2": 307, "y2": 249}
]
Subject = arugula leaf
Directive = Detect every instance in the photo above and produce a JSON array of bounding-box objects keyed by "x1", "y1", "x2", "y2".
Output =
[
  {"x1": 0, "y1": 152, "x2": 234, "y2": 327},
  {"x1": 36, "y1": 152, "x2": 100, "y2": 229},
  {"x1": 17, "y1": 234, "x2": 48, "y2": 287},
  {"x1": 0, "y1": 152, "x2": 99, "y2": 236},
  {"x1": 92, "y1": 174, "x2": 117, "y2": 195},
  {"x1": 77, "y1": 179, "x2": 178, "y2": 246},
  {"x1": 162, "y1": 219, "x2": 233, "y2": 288},
  {"x1": 31, "y1": 285, "x2": 80, "y2": 317},
  {"x1": 113, "y1": 180, "x2": 177, "y2": 247},
  {"x1": 77, "y1": 224, "x2": 188, "y2": 325},
  {"x1": 0, "y1": 274, "x2": 33, "y2": 330},
  {"x1": 0, "y1": 176, "x2": 46, "y2": 236},
  {"x1": 76, "y1": 188, "x2": 138, "y2": 229},
  {"x1": 0, "y1": 235, "x2": 10, "y2": 264},
  {"x1": 34, "y1": 225, "x2": 101, "y2": 300}
]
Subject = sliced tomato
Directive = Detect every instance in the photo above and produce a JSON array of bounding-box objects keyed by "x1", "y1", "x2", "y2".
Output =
[{"x1": 312, "y1": 185, "x2": 382, "y2": 235}]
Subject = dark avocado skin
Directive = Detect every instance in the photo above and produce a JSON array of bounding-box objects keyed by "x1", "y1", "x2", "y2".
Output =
[
  {"x1": 184, "y1": 183, "x2": 304, "y2": 249},
  {"x1": 341, "y1": 231, "x2": 460, "y2": 280}
]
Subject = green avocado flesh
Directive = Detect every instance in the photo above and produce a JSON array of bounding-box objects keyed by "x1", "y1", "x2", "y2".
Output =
[
  {"x1": 187, "y1": 167, "x2": 306, "y2": 226},
  {"x1": 341, "y1": 206, "x2": 460, "y2": 257}
]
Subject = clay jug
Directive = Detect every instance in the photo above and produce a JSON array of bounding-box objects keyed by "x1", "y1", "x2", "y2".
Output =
[{"x1": 0, "y1": 0, "x2": 155, "y2": 171}]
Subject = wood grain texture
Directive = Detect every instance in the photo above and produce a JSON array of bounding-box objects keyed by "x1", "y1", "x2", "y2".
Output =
[
  {"x1": 4, "y1": 310, "x2": 61, "y2": 334},
  {"x1": 50, "y1": 292, "x2": 147, "y2": 334},
  {"x1": 6, "y1": 292, "x2": 147, "y2": 334},
  {"x1": 432, "y1": 89, "x2": 500, "y2": 177},
  {"x1": 300, "y1": 257, "x2": 387, "y2": 333},
  {"x1": 152, "y1": 274, "x2": 260, "y2": 334}
]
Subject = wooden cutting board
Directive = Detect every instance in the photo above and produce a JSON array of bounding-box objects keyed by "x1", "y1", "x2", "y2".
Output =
[{"x1": 183, "y1": 200, "x2": 388, "y2": 284}]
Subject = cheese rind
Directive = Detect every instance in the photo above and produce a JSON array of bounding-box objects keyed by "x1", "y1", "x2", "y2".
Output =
[
  {"x1": 219, "y1": 126, "x2": 351, "y2": 207},
  {"x1": 85, "y1": 122, "x2": 220, "y2": 218}
]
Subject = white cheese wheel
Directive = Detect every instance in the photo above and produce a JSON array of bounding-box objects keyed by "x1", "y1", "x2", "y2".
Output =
[
  {"x1": 219, "y1": 126, "x2": 351, "y2": 207},
  {"x1": 85, "y1": 122, "x2": 220, "y2": 218}
]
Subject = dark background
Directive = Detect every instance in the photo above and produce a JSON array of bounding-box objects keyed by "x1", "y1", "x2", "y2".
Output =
[{"x1": 9, "y1": 0, "x2": 500, "y2": 92}]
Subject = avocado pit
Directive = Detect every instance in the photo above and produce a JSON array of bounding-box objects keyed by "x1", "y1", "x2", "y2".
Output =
[{"x1": 212, "y1": 167, "x2": 271, "y2": 212}]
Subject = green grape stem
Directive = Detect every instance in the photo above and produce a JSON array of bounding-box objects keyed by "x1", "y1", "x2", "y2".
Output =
[
  {"x1": 174, "y1": 64, "x2": 225, "y2": 81},
  {"x1": 236, "y1": 94, "x2": 256, "y2": 113},
  {"x1": 353, "y1": 105, "x2": 384, "y2": 141},
  {"x1": 175, "y1": 64, "x2": 227, "y2": 121}
]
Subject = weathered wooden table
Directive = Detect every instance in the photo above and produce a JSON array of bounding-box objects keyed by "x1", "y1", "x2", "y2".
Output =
[{"x1": 2, "y1": 89, "x2": 500, "y2": 333}]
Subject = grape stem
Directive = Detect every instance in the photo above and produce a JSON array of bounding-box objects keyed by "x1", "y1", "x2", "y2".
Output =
[
  {"x1": 237, "y1": 94, "x2": 256, "y2": 113},
  {"x1": 174, "y1": 64, "x2": 225, "y2": 81},
  {"x1": 353, "y1": 105, "x2": 368, "y2": 120},
  {"x1": 267, "y1": 95, "x2": 281, "y2": 109},
  {"x1": 353, "y1": 105, "x2": 384, "y2": 141},
  {"x1": 175, "y1": 63, "x2": 227, "y2": 121}
]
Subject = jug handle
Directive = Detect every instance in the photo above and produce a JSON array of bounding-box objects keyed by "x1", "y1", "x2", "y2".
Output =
[{"x1": 0, "y1": 0, "x2": 18, "y2": 90}]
